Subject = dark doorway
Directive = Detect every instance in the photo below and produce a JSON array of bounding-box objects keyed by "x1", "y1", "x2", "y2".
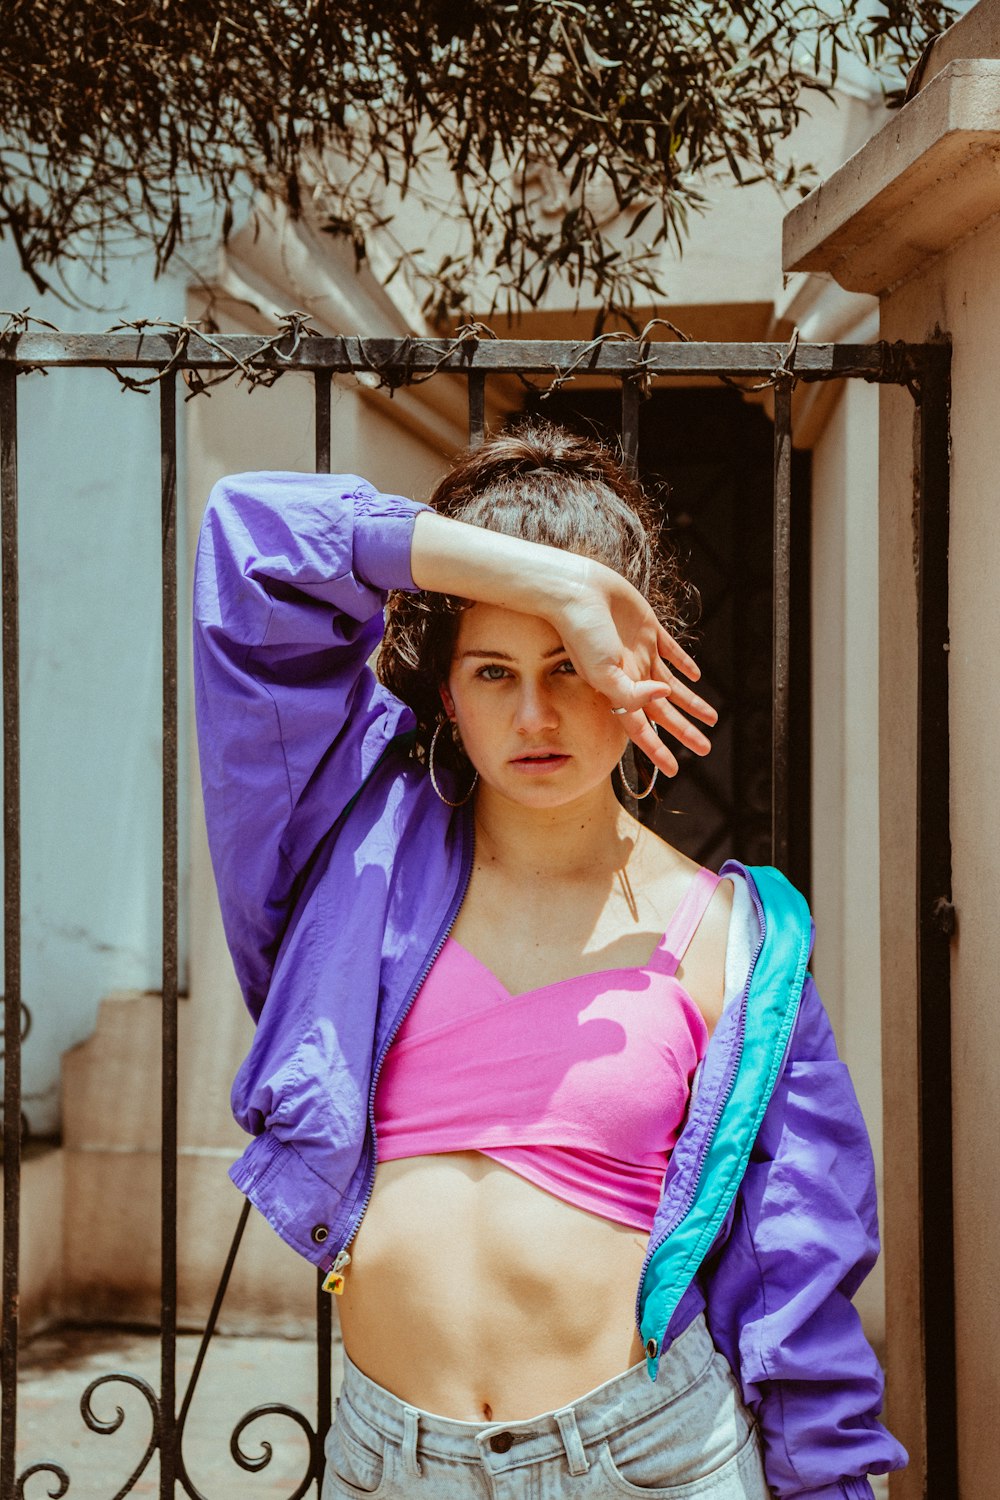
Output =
[{"x1": 523, "y1": 385, "x2": 812, "y2": 896}]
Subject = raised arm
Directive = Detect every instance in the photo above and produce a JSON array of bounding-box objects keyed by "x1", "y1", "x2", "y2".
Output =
[{"x1": 193, "y1": 472, "x2": 425, "y2": 1017}]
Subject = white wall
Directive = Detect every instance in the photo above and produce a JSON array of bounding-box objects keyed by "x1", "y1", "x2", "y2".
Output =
[{"x1": 0, "y1": 243, "x2": 190, "y2": 1134}]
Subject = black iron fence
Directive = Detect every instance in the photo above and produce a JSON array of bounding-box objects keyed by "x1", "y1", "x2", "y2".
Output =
[{"x1": 0, "y1": 329, "x2": 953, "y2": 1497}]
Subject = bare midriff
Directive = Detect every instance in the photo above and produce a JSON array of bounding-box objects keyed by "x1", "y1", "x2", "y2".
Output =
[{"x1": 336, "y1": 1151, "x2": 649, "y2": 1422}]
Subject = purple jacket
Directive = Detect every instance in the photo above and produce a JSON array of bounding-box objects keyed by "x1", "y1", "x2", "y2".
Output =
[{"x1": 193, "y1": 471, "x2": 907, "y2": 1500}]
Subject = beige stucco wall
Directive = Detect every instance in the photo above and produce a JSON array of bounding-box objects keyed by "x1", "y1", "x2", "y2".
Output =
[
  {"x1": 0, "y1": 1151, "x2": 65, "y2": 1337},
  {"x1": 874, "y1": 371, "x2": 926, "y2": 1495},
  {"x1": 809, "y1": 378, "x2": 885, "y2": 1350}
]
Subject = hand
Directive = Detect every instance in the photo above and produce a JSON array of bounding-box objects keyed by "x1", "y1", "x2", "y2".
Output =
[{"x1": 552, "y1": 565, "x2": 716, "y2": 777}]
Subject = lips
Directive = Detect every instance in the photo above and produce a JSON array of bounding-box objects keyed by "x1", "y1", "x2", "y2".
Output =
[{"x1": 511, "y1": 750, "x2": 570, "y2": 768}]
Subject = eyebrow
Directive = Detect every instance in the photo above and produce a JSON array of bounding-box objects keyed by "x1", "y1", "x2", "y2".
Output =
[{"x1": 459, "y1": 645, "x2": 568, "y2": 661}]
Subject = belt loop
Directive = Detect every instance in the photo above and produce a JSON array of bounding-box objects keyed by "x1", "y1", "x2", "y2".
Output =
[
  {"x1": 401, "y1": 1405, "x2": 423, "y2": 1477},
  {"x1": 554, "y1": 1407, "x2": 589, "y2": 1476}
]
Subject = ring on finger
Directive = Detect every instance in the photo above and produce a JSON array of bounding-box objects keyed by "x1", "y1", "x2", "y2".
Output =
[{"x1": 610, "y1": 706, "x2": 628, "y2": 716}]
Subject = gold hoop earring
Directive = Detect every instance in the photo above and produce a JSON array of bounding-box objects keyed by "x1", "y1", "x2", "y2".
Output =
[
  {"x1": 617, "y1": 753, "x2": 658, "y2": 801},
  {"x1": 429, "y1": 719, "x2": 479, "y2": 807}
]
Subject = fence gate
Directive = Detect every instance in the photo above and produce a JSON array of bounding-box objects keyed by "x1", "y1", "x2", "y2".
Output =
[{"x1": 0, "y1": 329, "x2": 952, "y2": 1497}]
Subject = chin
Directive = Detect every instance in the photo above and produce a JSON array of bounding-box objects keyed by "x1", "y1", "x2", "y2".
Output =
[{"x1": 493, "y1": 770, "x2": 611, "y2": 808}]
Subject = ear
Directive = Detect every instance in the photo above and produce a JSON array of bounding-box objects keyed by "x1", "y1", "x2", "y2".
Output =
[{"x1": 438, "y1": 681, "x2": 457, "y2": 720}]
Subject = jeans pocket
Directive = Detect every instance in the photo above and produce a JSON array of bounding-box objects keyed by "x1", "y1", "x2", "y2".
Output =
[
  {"x1": 323, "y1": 1401, "x2": 388, "y2": 1498},
  {"x1": 597, "y1": 1422, "x2": 766, "y2": 1497}
]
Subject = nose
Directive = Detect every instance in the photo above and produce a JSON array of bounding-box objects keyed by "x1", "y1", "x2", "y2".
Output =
[{"x1": 513, "y1": 677, "x2": 559, "y2": 735}]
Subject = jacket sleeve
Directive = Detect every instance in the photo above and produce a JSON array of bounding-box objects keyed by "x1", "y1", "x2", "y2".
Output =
[
  {"x1": 703, "y1": 973, "x2": 908, "y2": 1500},
  {"x1": 192, "y1": 471, "x2": 427, "y2": 1019}
]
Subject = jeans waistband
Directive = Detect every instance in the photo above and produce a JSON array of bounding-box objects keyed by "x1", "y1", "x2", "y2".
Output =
[{"x1": 337, "y1": 1311, "x2": 717, "y2": 1471}]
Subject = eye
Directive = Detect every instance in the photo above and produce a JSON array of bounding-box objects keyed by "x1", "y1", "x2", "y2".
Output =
[
  {"x1": 554, "y1": 659, "x2": 576, "y2": 675},
  {"x1": 476, "y1": 663, "x2": 510, "y2": 681}
]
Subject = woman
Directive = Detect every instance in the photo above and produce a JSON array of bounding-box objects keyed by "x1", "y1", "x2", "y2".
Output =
[{"x1": 193, "y1": 424, "x2": 905, "y2": 1500}]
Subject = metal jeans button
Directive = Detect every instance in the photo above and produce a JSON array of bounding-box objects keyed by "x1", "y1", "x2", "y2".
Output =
[{"x1": 489, "y1": 1431, "x2": 514, "y2": 1453}]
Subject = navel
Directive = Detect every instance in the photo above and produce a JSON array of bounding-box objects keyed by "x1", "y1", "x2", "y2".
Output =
[{"x1": 482, "y1": 1402, "x2": 493, "y2": 1420}]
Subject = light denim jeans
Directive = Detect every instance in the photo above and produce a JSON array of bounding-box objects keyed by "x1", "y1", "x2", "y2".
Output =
[{"x1": 322, "y1": 1312, "x2": 772, "y2": 1498}]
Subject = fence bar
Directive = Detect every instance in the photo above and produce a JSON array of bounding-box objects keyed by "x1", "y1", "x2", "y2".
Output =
[
  {"x1": 0, "y1": 366, "x2": 20, "y2": 1500},
  {"x1": 159, "y1": 372, "x2": 179, "y2": 1498},
  {"x1": 314, "y1": 371, "x2": 334, "y2": 1487},
  {"x1": 467, "y1": 372, "x2": 485, "y2": 447},
  {"x1": 0, "y1": 335, "x2": 932, "y2": 382},
  {"x1": 315, "y1": 369, "x2": 332, "y2": 476},
  {"x1": 176, "y1": 1199, "x2": 253, "y2": 1488},
  {"x1": 771, "y1": 380, "x2": 792, "y2": 870},
  {"x1": 620, "y1": 380, "x2": 640, "y2": 479},
  {"x1": 914, "y1": 346, "x2": 957, "y2": 1496}
]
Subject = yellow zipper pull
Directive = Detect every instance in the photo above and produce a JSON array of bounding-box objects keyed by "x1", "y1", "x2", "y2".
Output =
[{"x1": 322, "y1": 1249, "x2": 351, "y2": 1296}]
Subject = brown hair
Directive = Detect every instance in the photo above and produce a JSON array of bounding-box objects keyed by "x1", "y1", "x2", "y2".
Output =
[{"x1": 377, "y1": 421, "x2": 692, "y2": 776}]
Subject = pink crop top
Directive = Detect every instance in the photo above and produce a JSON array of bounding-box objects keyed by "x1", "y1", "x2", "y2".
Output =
[{"x1": 373, "y1": 868, "x2": 720, "y2": 1232}]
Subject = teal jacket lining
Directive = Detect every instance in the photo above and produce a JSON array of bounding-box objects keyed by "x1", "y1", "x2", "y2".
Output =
[{"x1": 639, "y1": 864, "x2": 812, "y2": 1374}]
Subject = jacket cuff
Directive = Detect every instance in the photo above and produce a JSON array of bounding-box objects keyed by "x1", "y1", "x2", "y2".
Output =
[
  {"x1": 353, "y1": 495, "x2": 430, "y2": 592},
  {"x1": 784, "y1": 1479, "x2": 875, "y2": 1500}
]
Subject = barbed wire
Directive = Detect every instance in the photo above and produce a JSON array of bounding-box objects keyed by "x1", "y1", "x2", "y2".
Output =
[
  {"x1": 1, "y1": 311, "x2": 922, "y2": 406},
  {"x1": 353, "y1": 322, "x2": 499, "y2": 393},
  {"x1": 106, "y1": 310, "x2": 323, "y2": 397}
]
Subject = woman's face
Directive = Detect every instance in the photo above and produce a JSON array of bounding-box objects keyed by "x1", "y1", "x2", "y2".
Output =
[{"x1": 440, "y1": 603, "x2": 627, "y2": 807}]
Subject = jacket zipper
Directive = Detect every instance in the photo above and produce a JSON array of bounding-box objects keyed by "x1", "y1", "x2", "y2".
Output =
[
  {"x1": 633, "y1": 869, "x2": 768, "y2": 1333},
  {"x1": 337, "y1": 803, "x2": 476, "y2": 1258}
]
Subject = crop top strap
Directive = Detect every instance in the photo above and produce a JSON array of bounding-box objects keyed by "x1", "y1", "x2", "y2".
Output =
[{"x1": 650, "y1": 868, "x2": 723, "y2": 976}]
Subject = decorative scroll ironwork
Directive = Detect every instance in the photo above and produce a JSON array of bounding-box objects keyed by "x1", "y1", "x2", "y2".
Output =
[
  {"x1": 78, "y1": 1373, "x2": 161, "y2": 1500},
  {"x1": 227, "y1": 1407, "x2": 317, "y2": 1500},
  {"x1": 15, "y1": 1462, "x2": 69, "y2": 1500},
  {"x1": 0, "y1": 325, "x2": 952, "y2": 1498},
  {"x1": 0, "y1": 997, "x2": 31, "y2": 1056},
  {"x1": 172, "y1": 1201, "x2": 322, "y2": 1500},
  {"x1": 0, "y1": 998, "x2": 31, "y2": 1150}
]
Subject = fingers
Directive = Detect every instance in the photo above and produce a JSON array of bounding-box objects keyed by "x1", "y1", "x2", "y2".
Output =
[
  {"x1": 643, "y1": 694, "x2": 713, "y2": 756},
  {"x1": 626, "y1": 713, "x2": 680, "y2": 778},
  {"x1": 609, "y1": 695, "x2": 711, "y2": 779},
  {"x1": 599, "y1": 633, "x2": 717, "y2": 770},
  {"x1": 652, "y1": 671, "x2": 717, "y2": 728},
  {"x1": 649, "y1": 631, "x2": 715, "y2": 724},
  {"x1": 605, "y1": 670, "x2": 715, "y2": 776},
  {"x1": 656, "y1": 622, "x2": 700, "y2": 682}
]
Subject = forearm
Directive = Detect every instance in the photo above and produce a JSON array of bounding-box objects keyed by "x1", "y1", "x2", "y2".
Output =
[{"x1": 410, "y1": 509, "x2": 601, "y2": 620}]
